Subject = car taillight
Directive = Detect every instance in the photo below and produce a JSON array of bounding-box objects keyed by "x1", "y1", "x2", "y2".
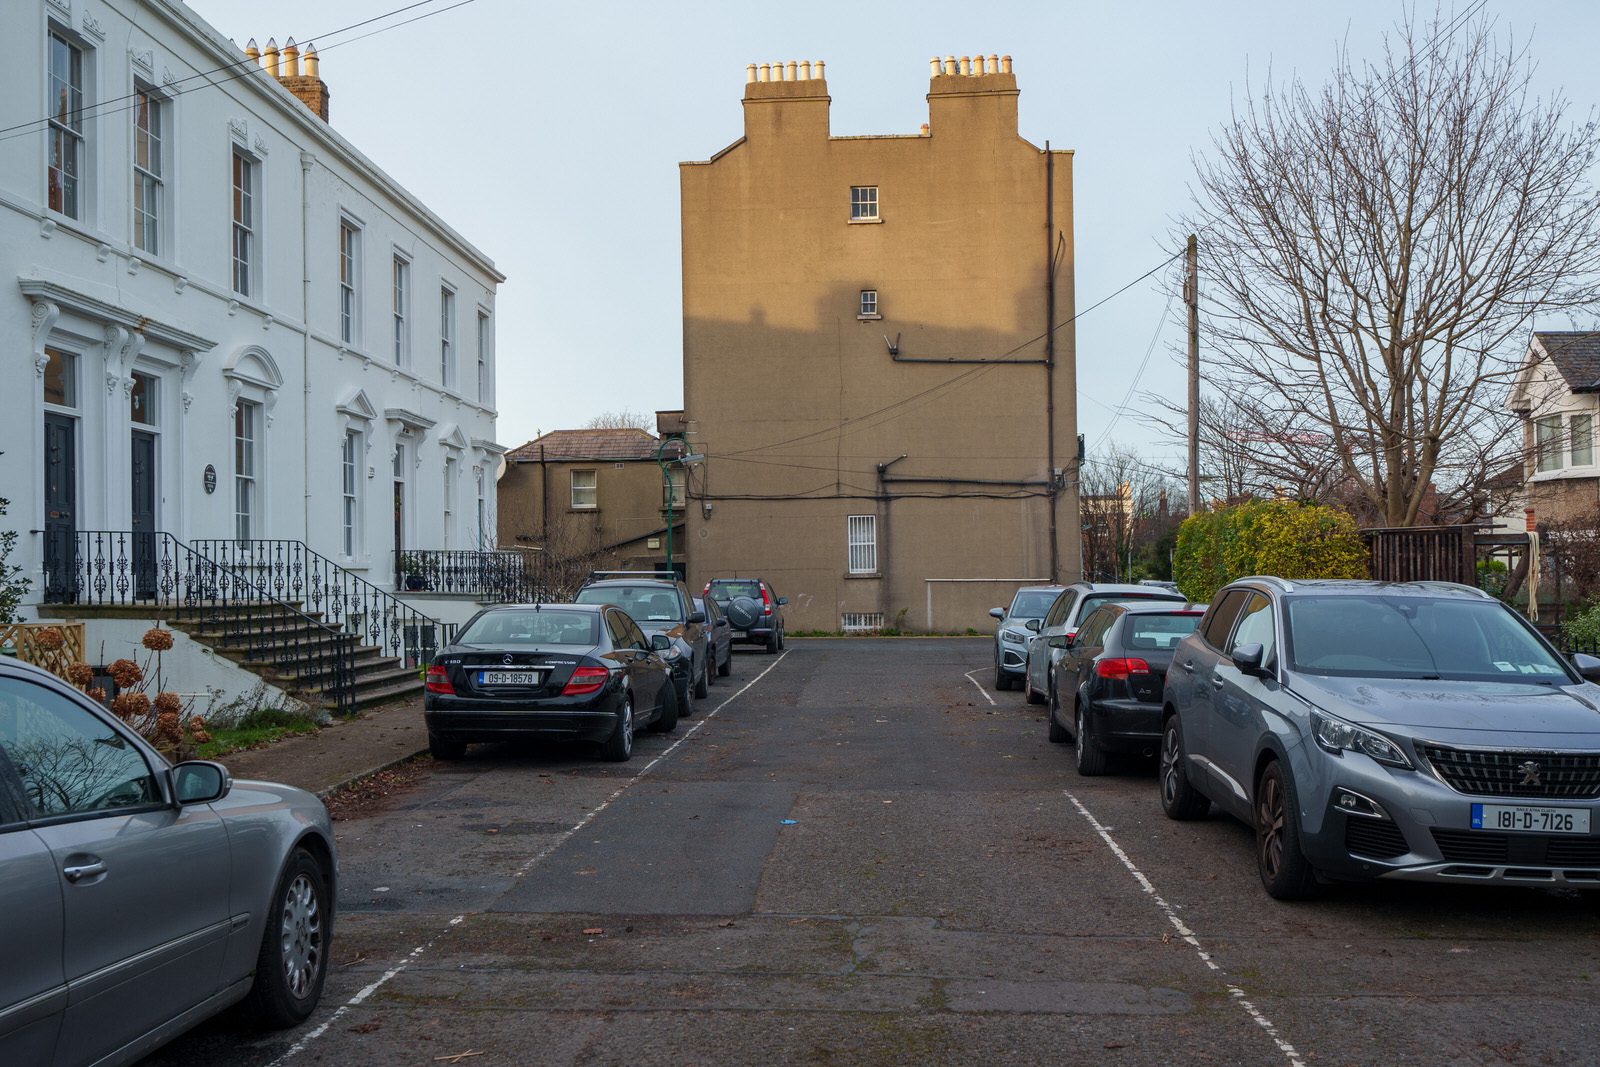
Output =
[
  {"x1": 1095, "y1": 657, "x2": 1152, "y2": 680},
  {"x1": 703, "y1": 583, "x2": 711, "y2": 597},
  {"x1": 425, "y1": 665, "x2": 455, "y2": 695},
  {"x1": 562, "y1": 665, "x2": 610, "y2": 696},
  {"x1": 761, "y1": 585, "x2": 772, "y2": 616}
]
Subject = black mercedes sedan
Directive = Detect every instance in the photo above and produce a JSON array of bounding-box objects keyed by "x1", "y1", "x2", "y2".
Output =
[
  {"x1": 1047, "y1": 601, "x2": 1206, "y2": 775},
  {"x1": 423, "y1": 603, "x2": 677, "y2": 762}
]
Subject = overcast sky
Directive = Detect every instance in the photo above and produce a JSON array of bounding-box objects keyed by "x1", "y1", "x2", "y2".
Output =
[{"x1": 193, "y1": 0, "x2": 1600, "y2": 472}]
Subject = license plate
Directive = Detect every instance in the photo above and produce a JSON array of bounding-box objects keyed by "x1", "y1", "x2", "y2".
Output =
[
  {"x1": 1471, "y1": 803, "x2": 1591, "y2": 835},
  {"x1": 733, "y1": 631, "x2": 747, "y2": 639},
  {"x1": 478, "y1": 670, "x2": 543, "y2": 686}
]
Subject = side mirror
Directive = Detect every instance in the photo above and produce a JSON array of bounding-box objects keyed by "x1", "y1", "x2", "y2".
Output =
[
  {"x1": 1574, "y1": 653, "x2": 1600, "y2": 685},
  {"x1": 688, "y1": 611, "x2": 706, "y2": 625},
  {"x1": 1233, "y1": 642, "x2": 1268, "y2": 677},
  {"x1": 988, "y1": 608, "x2": 1005, "y2": 621},
  {"x1": 650, "y1": 633, "x2": 672, "y2": 652},
  {"x1": 1025, "y1": 619, "x2": 1042, "y2": 633},
  {"x1": 173, "y1": 760, "x2": 231, "y2": 805},
  {"x1": 777, "y1": 597, "x2": 788, "y2": 606}
]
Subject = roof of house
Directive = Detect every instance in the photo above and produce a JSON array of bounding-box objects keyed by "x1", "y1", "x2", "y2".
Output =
[
  {"x1": 507, "y1": 428, "x2": 661, "y2": 462},
  {"x1": 1534, "y1": 332, "x2": 1600, "y2": 394}
]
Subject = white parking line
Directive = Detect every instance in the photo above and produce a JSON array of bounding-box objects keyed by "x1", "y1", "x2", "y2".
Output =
[
  {"x1": 963, "y1": 668, "x2": 997, "y2": 705},
  {"x1": 1065, "y1": 791, "x2": 1308, "y2": 1067},
  {"x1": 269, "y1": 651, "x2": 793, "y2": 1064}
]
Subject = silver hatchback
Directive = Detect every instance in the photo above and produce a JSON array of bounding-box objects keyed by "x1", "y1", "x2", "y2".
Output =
[{"x1": 0, "y1": 658, "x2": 337, "y2": 1065}]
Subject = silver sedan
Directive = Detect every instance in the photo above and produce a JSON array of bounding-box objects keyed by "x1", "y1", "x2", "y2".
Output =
[{"x1": 0, "y1": 658, "x2": 337, "y2": 1066}]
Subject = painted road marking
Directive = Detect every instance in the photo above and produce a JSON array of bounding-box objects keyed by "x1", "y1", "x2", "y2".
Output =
[
  {"x1": 1065, "y1": 791, "x2": 1308, "y2": 1067},
  {"x1": 963, "y1": 668, "x2": 997, "y2": 705},
  {"x1": 270, "y1": 652, "x2": 793, "y2": 1065}
]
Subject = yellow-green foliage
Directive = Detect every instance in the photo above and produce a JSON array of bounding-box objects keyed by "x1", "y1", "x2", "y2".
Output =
[{"x1": 1173, "y1": 501, "x2": 1368, "y2": 603}]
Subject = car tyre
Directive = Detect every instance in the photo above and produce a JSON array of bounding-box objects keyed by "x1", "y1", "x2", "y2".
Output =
[
  {"x1": 1046, "y1": 686, "x2": 1070, "y2": 743},
  {"x1": 778, "y1": 629, "x2": 785, "y2": 650},
  {"x1": 694, "y1": 656, "x2": 710, "y2": 699},
  {"x1": 648, "y1": 682, "x2": 679, "y2": 733},
  {"x1": 766, "y1": 631, "x2": 780, "y2": 654},
  {"x1": 994, "y1": 663, "x2": 1013, "y2": 692},
  {"x1": 1159, "y1": 715, "x2": 1211, "y2": 821},
  {"x1": 1025, "y1": 676, "x2": 1045, "y2": 706},
  {"x1": 718, "y1": 647, "x2": 732, "y2": 677},
  {"x1": 1074, "y1": 704, "x2": 1108, "y2": 776},
  {"x1": 428, "y1": 733, "x2": 466, "y2": 761},
  {"x1": 601, "y1": 696, "x2": 635, "y2": 762},
  {"x1": 1255, "y1": 759, "x2": 1319, "y2": 900},
  {"x1": 675, "y1": 676, "x2": 693, "y2": 717},
  {"x1": 245, "y1": 848, "x2": 330, "y2": 1029}
]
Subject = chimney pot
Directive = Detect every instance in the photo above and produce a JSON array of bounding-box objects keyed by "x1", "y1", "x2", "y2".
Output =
[
  {"x1": 987, "y1": 53, "x2": 999, "y2": 74},
  {"x1": 263, "y1": 37, "x2": 280, "y2": 78},
  {"x1": 304, "y1": 41, "x2": 319, "y2": 78},
  {"x1": 759, "y1": 62, "x2": 770, "y2": 82},
  {"x1": 960, "y1": 56, "x2": 972, "y2": 76},
  {"x1": 1001, "y1": 54, "x2": 1013, "y2": 74},
  {"x1": 245, "y1": 37, "x2": 260, "y2": 63},
  {"x1": 283, "y1": 37, "x2": 300, "y2": 78},
  {"x1": 814, "y1": 59, "x2": 825, "y2": 80},
  {"x1": 943, "y1": 55, "x2": 957, "y2": 76},
  {"x1": 929, "y1": 57, "x2": 941, "y2": 77},
  {"x1": 799, "y1": 59, "x2": 812, "y2": 80},
  {"x1": 920, "y1": 122, "x2": 930, "y2": 135},
  {"x1": 746, "y1": 63, "x2": 757, "y2": 84},
  {"x1": 785, "y1": 60, "x2": 798, "y2": 81}
]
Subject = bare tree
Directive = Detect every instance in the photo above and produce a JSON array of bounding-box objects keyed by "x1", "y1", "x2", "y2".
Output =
[
  {"x1": 1183, "y1": 11, "x2": 1600, "y2": 526},
  {"x1": 1079, "y1": 445, "x2": 1178, "y2": 581},
  {"x1": 583, "y1": 409, "x2": 655, "y2": 431}
]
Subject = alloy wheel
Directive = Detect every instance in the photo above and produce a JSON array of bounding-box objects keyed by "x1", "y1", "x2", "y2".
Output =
[
  {"x1": 279, "y1": 872, "x2": 323, "y2": 1000},
  {"x1": 621, "y1": 699, "x2": 634, "y2": 756},
  {"x1": 1257, "y1": 772, "x2": 1286, "y2": 882},
  {"x1": 1160, "y1": 724, "x2": 1181, "y2": 806}
]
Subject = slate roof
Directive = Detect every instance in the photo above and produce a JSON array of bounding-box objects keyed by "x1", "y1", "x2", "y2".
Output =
[
  {"x1": 506, "y1": 428, "x2": 661, "y2": 462},
  {"x1": 1534, "y1": 332, "x2": 1600, "y2": 394}
]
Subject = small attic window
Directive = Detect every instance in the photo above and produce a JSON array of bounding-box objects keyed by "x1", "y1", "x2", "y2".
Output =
[
  {"x1": 858, "y1": 290, "x2": 879, "y2": 319},
  {"x1": 850, "y1": 185, "x2": 878, "y2": 221}
]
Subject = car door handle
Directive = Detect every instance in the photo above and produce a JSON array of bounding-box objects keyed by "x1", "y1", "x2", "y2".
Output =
[
  {"x1": 1211, "y1": 677, "x2": 1225, "y2": 691},
  {"x1": 1181, "y1": 661, "x2": 1195, "y2": 673},
  {"x1": 63, "y1": 861, "x2": 106, "y2": 884}
]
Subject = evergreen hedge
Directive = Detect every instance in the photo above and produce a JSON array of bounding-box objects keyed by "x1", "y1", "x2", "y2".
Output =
[{"x1": 1172, "y1": 500, "x2": 1368, "y2": 604}]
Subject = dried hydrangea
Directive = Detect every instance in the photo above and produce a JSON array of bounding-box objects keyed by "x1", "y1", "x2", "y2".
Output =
[
  {"x1": 141, "y1": 628, "x2": 174, "y2": 652},
  {"x1": 34, "y1": 627, "x2": 65, "y2": 651},
  {"x1": 111, "y1": 691, "x2": 151, "y2": 720},
  {"x1": 66, "y1": 662, "x2": 95, "y2": 687},
  {"x1": 108, "y1": 658, "x2": 144, "y2": 689},
  {"x1": 153, "y1": 691, "x2": 183, "y2": 715}
]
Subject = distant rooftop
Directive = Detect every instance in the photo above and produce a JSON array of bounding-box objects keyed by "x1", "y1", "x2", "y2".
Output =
[
  {"x1": 507, "y1": 428, "x2": 660, "y2": 462},
  {"x1": 1533, "y1": 332, "x2": 1600, "y2": 394}
]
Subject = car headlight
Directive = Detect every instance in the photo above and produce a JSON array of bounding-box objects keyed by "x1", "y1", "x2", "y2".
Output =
[
  {"x1": 1001, "y1": 629, "x2": 1025, "y2": 645},
  {"x1": 1310, "y1": 710, "x2": 1413, "y2": 768}
]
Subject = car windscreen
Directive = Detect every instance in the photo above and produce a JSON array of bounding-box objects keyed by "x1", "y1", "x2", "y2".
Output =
[
  {"x1": 575, "y1": 585, "x2": 684, "y2": 623},
  {"x1": 1008, "y1": 590, "x2": 1059, "y2": 619},
  {"x1": 1072, "y1": 593, "x2": 1184, "y2": 626},
  {"x1": 709, "y1": 580, "x2": 763, "y2": 601},
  {"x1": 1283, "y1": 595, "x2": 1571, "y2": 682},
  {"x1": 457, "y1": 610, "x2": 598, "y2": 647},
  {"x1": 1123, "y1": 612, "x2": 1203, "y2": 650}
]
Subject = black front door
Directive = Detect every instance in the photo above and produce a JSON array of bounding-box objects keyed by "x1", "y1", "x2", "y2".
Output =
[
  {"x1": 43, "y1": 413, "x2": 76, "y2": 602},
  {"x1": 130, "y1": 430, "x2": 157, "y2": 599}
]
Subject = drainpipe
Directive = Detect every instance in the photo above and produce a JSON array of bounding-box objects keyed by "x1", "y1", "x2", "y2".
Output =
[
  {"x1": 1045, "y1": 142, "x2": 1058, "y2": 583},
  {"x1": 538, "y1": 444, "x2": 548, "y2": 544},
  {"x1": 877, "y1": 454, "x2": 907, "y2": 627},
  {"x1": 300, "y1": 151, "x2": 314, "y2": 545}
]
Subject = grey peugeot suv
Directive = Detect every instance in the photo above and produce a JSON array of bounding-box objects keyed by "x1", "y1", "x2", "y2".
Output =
[{"x1": 1160, "y1": 577, "x2": 1600, "y2": 900}]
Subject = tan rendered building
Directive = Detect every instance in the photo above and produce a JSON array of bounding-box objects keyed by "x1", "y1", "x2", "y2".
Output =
[
  {"x1": 680, "y1": 56, "x2": 1079, "y2": 633},
  {"x1": 497, "y1": 428, "x2": 685, "y2": 584}
]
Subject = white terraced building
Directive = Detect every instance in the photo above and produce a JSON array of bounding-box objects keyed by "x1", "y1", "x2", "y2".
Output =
[{"x1": 1, "y1": 0, "x2": 509, "y2": 709}]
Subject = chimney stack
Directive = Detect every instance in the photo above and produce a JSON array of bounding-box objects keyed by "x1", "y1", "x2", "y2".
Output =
[{"x1": 249, "y1": 34, "x2": 330, "y2": 122}]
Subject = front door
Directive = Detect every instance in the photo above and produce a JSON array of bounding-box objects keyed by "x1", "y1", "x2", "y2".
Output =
[
  {"x1": 130, "y1": 429, "x2": 157, "y2": 599},
  {"x1": 393, "y1": 479, "x2": 405, "y2": 587},
  {"x1": 42, "y1": 413, "x2": 76, "y2": 603}
]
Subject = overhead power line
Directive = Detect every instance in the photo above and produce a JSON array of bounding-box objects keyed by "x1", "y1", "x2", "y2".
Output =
[{"x1": 1, "y1": 0, "x2": 480, "y2": 144}]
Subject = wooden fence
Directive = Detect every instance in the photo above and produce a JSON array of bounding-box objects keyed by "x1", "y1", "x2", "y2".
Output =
[
  {"x1": 1, "y1": 622, "x2": 87, "y2": 682},
  {"x1": 1363, "y1": 525, "x2": 1481, "y2": 585}
]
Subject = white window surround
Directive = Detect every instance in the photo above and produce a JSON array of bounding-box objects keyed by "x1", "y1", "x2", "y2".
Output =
[
  {"x1": 339, "y1": 215, "x2": 362, "y2": 346},
  {"x1": 392, "y1": 252, "x2": 410, "y2": 367},
  {"x1": 335, "y1": 387, "x2": 378, "y2": 563},
  {"x1": 439, "y1": 285, "x2": 455, "y2": 389},
  {"x1": 858, "y1": 289, "x2": 879, "y2": 319},
  {"x1": 341, "y1": 429, "x2": 361, "y2": 557},
  {"x1": 849, "y1": 185, "x2": 878, "y2": 222},
  {"x1": 223, "y1": 345, "x2": 282, "y2": 540},
  {"x1": 475, "y1": 308, "x2": 490, "y2": 403},
  {"x1": 132, "y1": 84, "x2": 165, "y2": 256},
  {"x1": 47, "y1": 26, "x2": 90, "y2": 222},
  {"x1": 231, "y1": 147, "x2": 258, "y2": 298},
  {"x1": 1530, "y1": 404, "x2": 1600, "y2": 481}
]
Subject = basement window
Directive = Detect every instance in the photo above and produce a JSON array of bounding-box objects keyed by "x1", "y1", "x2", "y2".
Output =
[
  {"x1": 858, "y1": 290, "x2": 879, "y2": 319},
  {"x1": 841, "y1": 613, "x2": 884, "y2": 633}
]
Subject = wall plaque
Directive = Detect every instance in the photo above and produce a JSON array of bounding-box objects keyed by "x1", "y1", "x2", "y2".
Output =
[{"x1": 203, "y1": 464, "x2": 217, "y2": 494}]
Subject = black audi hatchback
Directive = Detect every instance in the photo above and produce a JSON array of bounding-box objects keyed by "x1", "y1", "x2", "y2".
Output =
[
  {"x1": 1047, "y1": 601, "x2": 1207, "y2": 775},
  {"x1": 423, "y1": 603, "x2": 678, "y2": 762}
]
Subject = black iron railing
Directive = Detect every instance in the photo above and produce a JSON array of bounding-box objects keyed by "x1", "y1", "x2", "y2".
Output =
[
  {"x1": 188, "y1": 539, "x2": 448, "y2": 668},
  {"x1": 399, "y1": 548, "x2": 555, "y2": 603},
  {"x1": 43, "y1": 531, "x2": 358, "y2": 714}
]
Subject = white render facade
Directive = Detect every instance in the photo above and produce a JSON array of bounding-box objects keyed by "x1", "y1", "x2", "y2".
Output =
[{"x1": 2, "y1": 0, "x2": 505, "y2": 616}]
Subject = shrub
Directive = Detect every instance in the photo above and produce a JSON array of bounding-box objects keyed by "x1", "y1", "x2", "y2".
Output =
[
  {"x1": 1172, "y1": 500, "x2": 1368, "y2": 603},
  {"x1": 1566, "y1": 600, "x2": 1600, "y2": 650}
]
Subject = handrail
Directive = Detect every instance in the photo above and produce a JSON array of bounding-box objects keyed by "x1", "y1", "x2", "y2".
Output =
[
  {"x1": 187, "y1": 538, "x2": 448, "y2": 667},
  {"x1": 42, "y1": 531, "x2": 357, "y2": 713},
  {"x1": 400, "y1": 548, "x2": 556, "y2": 603}
]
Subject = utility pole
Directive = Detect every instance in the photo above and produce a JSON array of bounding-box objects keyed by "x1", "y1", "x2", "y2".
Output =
[{"x1": 1185, "y1": 233, "x2": 1200, "y2": 516}]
